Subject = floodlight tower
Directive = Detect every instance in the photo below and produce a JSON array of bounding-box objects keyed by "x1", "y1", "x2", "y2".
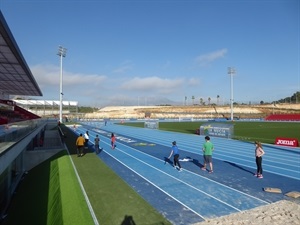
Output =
[
  {"x1": 228, "y1": 67, "x2": 236, "y2": 121},
  {"x1": 57, "y1": 46, "x2": 67, "y2": 123}
]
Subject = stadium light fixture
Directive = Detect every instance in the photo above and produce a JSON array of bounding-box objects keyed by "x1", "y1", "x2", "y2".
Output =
[
  {"x1": 57, "y1": 46, "x2": 67, "y2": 123},
  {"x1": 228, "y1": 67, "x2": 236, "y2": 121}
]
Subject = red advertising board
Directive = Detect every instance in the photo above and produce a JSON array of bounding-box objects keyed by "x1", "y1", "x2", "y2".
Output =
[{"x1": 275, "y1": 137, "x2": 299, "y2": 147}]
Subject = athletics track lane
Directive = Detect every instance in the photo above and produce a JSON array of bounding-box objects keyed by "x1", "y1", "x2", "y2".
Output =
[
  {"x1": 71, "y1": 123, "x2": 300, "y2": 224},
  {"x1": 82, "y1": 122, "x2": 300, "y2": 181}
]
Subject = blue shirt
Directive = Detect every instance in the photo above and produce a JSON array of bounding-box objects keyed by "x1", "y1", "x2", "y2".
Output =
[{"x1": 172, "y1": 145, "x2": 179, "y2": 155}]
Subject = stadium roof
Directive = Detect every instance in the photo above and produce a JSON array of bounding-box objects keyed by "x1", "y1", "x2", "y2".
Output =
[
  {"x1": 14, "y1": 99, "x2": 78, "y2": 107},
  {"x1": 0, "y1": 11, "x2": 42, "y2": 96}
]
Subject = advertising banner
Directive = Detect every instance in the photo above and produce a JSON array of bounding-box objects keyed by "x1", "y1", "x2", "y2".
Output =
[
  {"x1": 144, "y1": 121, "x2": 159, "y2": 129},
  {"x1": 275, "y1": 137, "x2": 299, "y2": 147},
  {"x1": 200, "y1": 123, "x2": 234, "y2": 138}
]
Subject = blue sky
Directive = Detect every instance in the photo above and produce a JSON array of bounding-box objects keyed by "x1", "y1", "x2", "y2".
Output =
[{"x1": 0, "y1": 0, "x2": 299, "y2": 107}]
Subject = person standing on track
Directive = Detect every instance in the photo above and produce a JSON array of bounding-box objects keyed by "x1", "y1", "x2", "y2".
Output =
[
  {"x1": 168, "y1": 141, "x2": 183, "y2": 171},
  {"x1": 94, "y1": 134, "x2": 100, "y2": 154},
  {"x1": 201, "y1": 136, "x2": 214, "y2": 173},
  {"x1": 111, "y1": 133, "x2": 116, "y2": 149},
  {"x1": 254, "y1": 141, "x2": 265, "y2": 178}
]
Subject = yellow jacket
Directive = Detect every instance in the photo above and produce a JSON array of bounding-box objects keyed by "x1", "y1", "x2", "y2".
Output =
[{"x1": 76, "y1": 136, "x2": 85, "y2": 146}]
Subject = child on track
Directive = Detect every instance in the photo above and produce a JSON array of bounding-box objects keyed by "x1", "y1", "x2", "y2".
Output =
[
  {"x1": 201, "y1": 136, "x2": 214, "y2": 173},
  {"x1": 111, "y1": 133, "x2": 116, "y2": 149},
  {"x1": 168, "y1": 141, "x2": 183, "y2": 172}
]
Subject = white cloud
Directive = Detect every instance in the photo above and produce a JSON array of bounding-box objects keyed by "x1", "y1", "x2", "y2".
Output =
[
  {"x1": 29, "y1": 64, "x2": 200, "y2": 106},
  {"x1": 29, "y1": 64, "x2": 108, "y2": 104},
  {"x1": 120, "y1": 76, "x2": 184, "y2": 94},
  {"x1": 187, "y1": 77, "x2": 200, "y2": 86},
  {"x1": 195, "y1": 48, "x2": 227, "y2": 66},
  {"x1": 31, "y1": 64, "x2": 106, "y2": 88}
]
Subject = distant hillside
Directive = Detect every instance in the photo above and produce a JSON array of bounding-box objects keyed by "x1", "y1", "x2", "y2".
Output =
[{"x1": 83, "y1": 104, "x2": 300, "y2": 119}]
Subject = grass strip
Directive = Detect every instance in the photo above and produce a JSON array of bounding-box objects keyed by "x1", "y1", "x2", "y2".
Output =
[
  {"x1": 120, "y1": 121, "x2": 300, "y2": 144},
  {"x1": 58, "y1": 154, "x2": 94, "y2": 225},
  {"x1": 2, "y1": 150, "x2": 93, "y2": 225},
  {"x1": 62, "y1": 125, "x2": 172, "y2": 225}
]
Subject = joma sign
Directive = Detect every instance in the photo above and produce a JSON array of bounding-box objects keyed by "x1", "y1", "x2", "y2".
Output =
[{"x1": 275, "y1": 137, "x2": 299, "y2": 147}]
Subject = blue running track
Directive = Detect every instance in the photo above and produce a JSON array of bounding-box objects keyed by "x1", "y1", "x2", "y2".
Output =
[{"x1": 69, "y1": 122, "x2": 300, "y2": 225}]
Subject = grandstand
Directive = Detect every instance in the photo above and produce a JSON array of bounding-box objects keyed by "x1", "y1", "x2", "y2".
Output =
[
  {"x1": 0, "y1": 99, "x2": 40, "y2": 124},
  {"x1": 265, "y1": 114, "x2": 300, "y2": 121},
  {"x1": 0, "y1": 99, "x2": 79, "y2": 125},
  {"x1": 13, "y1": 99, "x2": 78, "y2": 119},
  {"x1": 0, "y1": 11, "x2": 65, "y2": 220}
]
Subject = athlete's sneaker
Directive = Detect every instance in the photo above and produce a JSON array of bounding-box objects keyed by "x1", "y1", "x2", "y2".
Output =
[
  {"x1": 209, "y1": 170, "x2": 213, "y2": 173},
  {"x1": 258, "y1": 175, "x2": 263, "y2": 179},
  {"x1": 253, "y1": 173, "x2": 258, "y2": 177},
  {"x1": 201, "y1": 167, "x2": 206, "y2": 171},
  {"x1": 179, "y1": 168, "x2": 183, "y2": 172}
]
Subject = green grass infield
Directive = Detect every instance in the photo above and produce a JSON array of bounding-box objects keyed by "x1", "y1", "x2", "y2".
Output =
[{"x1": 121, "y1": 121, "x2": 300, "y2": 144}]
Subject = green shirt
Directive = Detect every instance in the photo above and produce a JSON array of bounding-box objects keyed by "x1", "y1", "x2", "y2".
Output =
[{"x1": 203, "y1": 141, "x2": 214, "y2": 155}]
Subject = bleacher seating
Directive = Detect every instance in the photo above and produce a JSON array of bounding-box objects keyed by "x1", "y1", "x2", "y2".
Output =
[
  {"x1": 0, "y1": 99, "x2": 40, "y2": 124},
  {"x1": 0, "y1": 117, "x2": 8, "y2": 125},
  {"x1": 265, "y1": 114, "x2": 300, "y2": 121},
  {"x1": 14, "y1": 105, "x2": 40, "y2": 120}
]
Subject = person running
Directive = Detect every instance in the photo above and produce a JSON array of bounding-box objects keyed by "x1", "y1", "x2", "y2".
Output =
[
  {"x1": 168, "y1": 141, "x2": 182, "y2": 171},
  {"x1": 94, "y1": 134, "x2": 100, "y2": 154},
  {"x1": 76, "y1": 133, "x2": 85, "y2": 157},
  {"x1": 111, "y1": 133, "x2": 116, "y2": 149},
  {"x1": 254, "y1": 141, "x2": 265, "y2": 178},
  {"x1": 201, "y1": 136, "x2": 214, "y2": 173}
]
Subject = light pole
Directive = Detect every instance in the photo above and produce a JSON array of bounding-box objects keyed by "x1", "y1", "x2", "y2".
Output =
[
  {"x1": 57, "y1": 46, "x2": 67, "y2": 123},
  {"x1": 228, "y1": 67, "x2": 235, "y2": 121}
]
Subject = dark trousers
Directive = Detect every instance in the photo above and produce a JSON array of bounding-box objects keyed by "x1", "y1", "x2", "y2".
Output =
[
  {"x1": 174, "y1": 154, "x2": 181, "y2": 168},
  {"x1": 95, "y1": 144, "x2": 100, "y2": 154},
  {"x1": 85, "y1": 139, "x2": 89, "y2": 149},
  {"x1": 77, "y1": 146, "x2": 84, "y2": 155},
  {"x1": 256, "y1": 156, "x2": 263, "y2": 174}
]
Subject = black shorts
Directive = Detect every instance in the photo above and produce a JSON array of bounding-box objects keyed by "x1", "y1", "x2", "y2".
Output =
[{"x1": 203, "y1": 155, "x2": 212, "y2": 163}]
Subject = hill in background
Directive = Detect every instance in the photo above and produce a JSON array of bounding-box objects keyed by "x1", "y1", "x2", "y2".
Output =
[{"x1": 83, "y1": 103, "x2": 300, "y2": 119}]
